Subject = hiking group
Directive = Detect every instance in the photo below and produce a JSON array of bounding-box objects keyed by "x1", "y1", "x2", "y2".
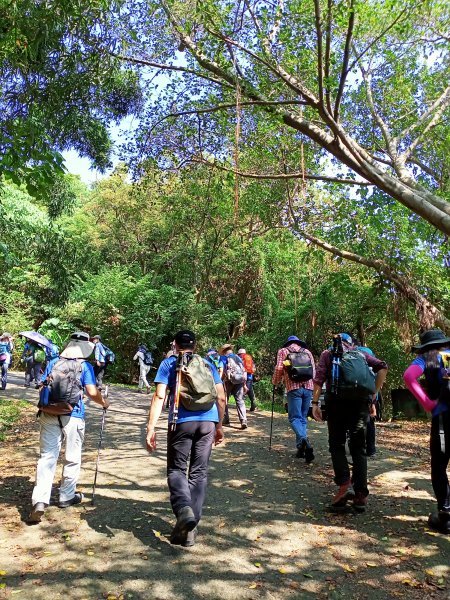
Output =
[{"x1": 5, "y1": 324, "x2": 448, "y2": 540}]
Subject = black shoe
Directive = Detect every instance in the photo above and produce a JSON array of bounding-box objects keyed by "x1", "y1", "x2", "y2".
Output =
[
  {"x1": 249, "y1": 404, "x2": 257, "y2": 412},
  {"x1": 428, "y1": 512, "x2": 450, "y2": 534},
  {"x1": 28, "y1": 502, "x2": 46, "y2": 523},
  {"x1": 182, "y1": 526, "x2": 198, "y2": 547},
  {"x1": 305, "y1": 447, "x2": 315, "y2": 464},
  {"x1": 222, "y1": 419, "x2": 230, "y2": 426},
  {"x1": 296, "y1": 439, "x2": 306, "y2": 458},
  {"x1": 241, "y1": 422, "x2": 248, "y2": 430},
  {"x1": 170, "y1": 506, "x2": 196, "y2": 545},
  {"x1": 59, "y1": 492, "x2": 83, "y2": 508}
]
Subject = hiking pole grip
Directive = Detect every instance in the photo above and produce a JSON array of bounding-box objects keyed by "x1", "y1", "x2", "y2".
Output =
[
  {"x1": 92, "y1": 408, "x2": 107, "y2": 506},
  {"x1": 269, "y1": 385, "x2": 275, "y2": 450}
]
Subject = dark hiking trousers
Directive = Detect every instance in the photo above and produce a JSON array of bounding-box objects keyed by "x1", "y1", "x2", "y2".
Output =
[
  {"x1": 326, "y1": 394, "x2": 370, "y2": 496},
  {"x1": 430, "y1": 409, "x2": 450, "y2": 511},
  {"x1": 366, "y1": 416, "x2": 376, "y2": 455},
  {"x1": 167, "y1": 420, "x2": 216, "y2": 522},
  {"x1": 94, "y1": 363, "x2": 106, "y2": 389}
]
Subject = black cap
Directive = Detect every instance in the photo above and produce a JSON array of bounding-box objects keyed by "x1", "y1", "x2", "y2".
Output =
[{"x1": 174, "y1": 330, "x2": 196, "y2": 349}]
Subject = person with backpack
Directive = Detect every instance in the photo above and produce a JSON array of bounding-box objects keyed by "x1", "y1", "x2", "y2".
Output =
[
  {"x1": 237, "y1": 348, "x2": 257, "y2": 412},
  {"x1": 205, "y1": 348, "x2": 222, "y2": 374},
  {"x1": 133, "y1": 343, "x2": 153, "y2": 393},
  {"x1": 272, "y1": 335, "x2": 316, "y2": 463},
  {"x1": 92, "y1": 334, "x2": 108, "y2": 390},
  {"x1": 356, "y1": 344, "x2": 380, "y2": 457},
  {"x1": 0, "y1": 332, "x2": 13, "y2": 390},
  {"x1": 145, "y1": 330, "x2": 226, "y2": 547},
  {"x1": 219, "y1": 343, "x2": 248, "y2": 429},
  {"x1": 403, "y1": 328, "x2": 450, "y2": 535},
  {"x1": 28, "y1": 331, "x2": 110, "y2": 524},
  {"x1": 312, "y1": 333, "x2": 387, "y2": 512},
  {"x1": 22, "y1": 341, "x2": 45, "y2": 388}
]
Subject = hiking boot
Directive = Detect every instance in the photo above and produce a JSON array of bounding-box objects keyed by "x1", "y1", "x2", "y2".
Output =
[
  {"x1": 352, "y1": 492, "x2": 368, "y2": 513},
  {"x1": 146, "y1": 386, "x2": 151, "y2": 395},
  {"x1": 428, "y1": 512, "x2": 450, "y2": 534},
  {"x1": 59, "y1": 492, "x2": 83, "y2": 508},
  {"x1": 295, "y1": 446, "x2": 305, "y2": 459},
  {"x1": 305, "y1": 447, "x2": 315, "y2": 464},
  {"x1": 170, "y1": 507, "x2": 197, "y2": 545},
  {"x1": 241, "y1": 422, "x2": 248, "y2": 430},
  {"x1": 331, "y1": 481, "x2": 355, "y2": 508},
  {"x1": 27, "y1": 502, "x2": 46, "y2": 524},
  {"x1": 222, "y1": 418, "x2": 230, "y2": 426},
  {"x1": 249, "y1": 403, "x2": 257, "y2": 412},
  {"x1": 182, "y1": 526, "x2": 198, "y2": 547}
]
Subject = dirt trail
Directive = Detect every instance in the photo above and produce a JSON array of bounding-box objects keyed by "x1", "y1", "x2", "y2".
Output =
[{"x1": 0, "y1": 373, "x2": 449, "y2": 599}]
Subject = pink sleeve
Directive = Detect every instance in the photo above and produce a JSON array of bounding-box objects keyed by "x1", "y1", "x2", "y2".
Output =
[{"x1": 403, "y1": 364, "x2": 438, "y2": 413}]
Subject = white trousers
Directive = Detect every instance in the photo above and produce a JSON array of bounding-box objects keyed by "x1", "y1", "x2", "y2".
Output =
[
  {"x1": 31, "y1": 413, "x2": 85, "y2": 505},
  {"x1": 139, "y1": 364, "x2": 151, "y2": 389}
]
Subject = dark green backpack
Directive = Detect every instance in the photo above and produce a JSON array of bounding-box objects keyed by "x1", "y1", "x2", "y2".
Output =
[
  {"x1": 179, "y1": 354, "x2": 218, "y2": 411},
  {"x1": 336, "y1": 350, "x2": 376, "y2": 399}
]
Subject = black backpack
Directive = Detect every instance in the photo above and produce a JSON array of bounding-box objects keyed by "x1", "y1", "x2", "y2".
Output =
[
  {"x1": 335, "y1": 350, "x2": 376, "y2": 399},
  {"x1": 285, "y1": 350, "x2": 314, "y2": 382},
  {"x1": 38, "y1": 358, "x2": 84, "y2": 415},
  {"x1": 143, "y1": 350, "x2": 153, "y2": 366}
]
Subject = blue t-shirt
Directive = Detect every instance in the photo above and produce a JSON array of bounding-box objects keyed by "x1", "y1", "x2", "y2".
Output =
[
  {"x1": 41, "y1": 359, "x2": 96, "y2": 419},
  {"x1": 155, "y1": 354, "x2": 222, "y2": 423},
  {"x1": 412, "y1": 349, "x2": 450, "y2": 416}
]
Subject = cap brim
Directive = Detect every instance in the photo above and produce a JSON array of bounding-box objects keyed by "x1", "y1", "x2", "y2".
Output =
[
  {"x1": 411, "y1": 338, "x2": 450, "y2": 352},
  {"x1": 60, "y1": 340, "x2": 94, "y2": 359}
]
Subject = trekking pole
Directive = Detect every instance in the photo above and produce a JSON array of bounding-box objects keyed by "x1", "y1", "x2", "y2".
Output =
[
  {"x1": 269, "y1": 385, "x2": 275, "y2": 450},
  {"x1": 170, "y1": 353, "x2": 183, "y2": 432},
  {"x1": 92, "y1": 406, "x2": 107, "y2": 506}
]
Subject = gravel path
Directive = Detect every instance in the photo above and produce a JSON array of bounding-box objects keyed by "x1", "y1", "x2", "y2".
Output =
[{"x1": 0, "y1": 374, "x2": 449, "y2": 599}]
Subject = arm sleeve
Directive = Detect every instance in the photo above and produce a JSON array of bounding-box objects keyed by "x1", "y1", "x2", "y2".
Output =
[
  {"x1": 154, "y1": 359, "x2": 171, "y2": 385},
  {"x1": 403, "y1": 364, "x2": 438, "y2": 413},
  {"x1": 206, "y1": 361, "x2": 222, "y2": 384}
]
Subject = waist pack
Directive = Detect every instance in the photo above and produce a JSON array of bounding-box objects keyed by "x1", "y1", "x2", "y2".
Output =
[
  {"x1": 336, "y1": 350, "x2": 376, "y2": 399},
  {"x1": 178, "y1": 354, "x2": 218, "y2": 411},
  {"x1": 38, "y1": 358, "x2": 84, "y2": 415},
  {"x1": 284, "y1": 351, "x2": 314, "y2": 382},
  {"x1": 225, "y1": 355, "x2": 246, "y2": 385}
]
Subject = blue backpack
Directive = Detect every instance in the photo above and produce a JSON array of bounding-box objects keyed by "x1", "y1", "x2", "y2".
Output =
[{"x1": 104, "y1": 346, "x2": 116, "y2": 365}]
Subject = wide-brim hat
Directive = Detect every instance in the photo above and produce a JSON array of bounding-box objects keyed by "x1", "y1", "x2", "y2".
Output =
[
  {"x1": 411, "y1": 329, "x2": 450, "y2": 352},
  {"x1": 220, "y1": 343, "x2": 234, "y2": 354},
  {"x1": 0, "y1": 331, "x2": 12, "y2": 340},
  {"x1": 60, "y1": 331, "x2": 95, "y2": 359}
]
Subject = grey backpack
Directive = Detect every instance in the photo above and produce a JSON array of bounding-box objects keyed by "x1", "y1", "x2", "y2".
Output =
[
  {"x1": 39, "y1": 358, "x2": 84, "y2": 415},
  {"x1": 179, "y1": 354, "x2": 218, "y2": 411}
]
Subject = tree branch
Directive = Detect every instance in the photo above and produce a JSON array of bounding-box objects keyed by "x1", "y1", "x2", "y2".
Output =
[
  {"x1": 313, "y1": 0, "x2": 325, "y2": 106},
  {"x1": 334, "y1": 0, "x2": 355, "y2": 121},
  {"x1": 324, "y1": 0, "x2": 333, "y2": 114},
  {"x1": 192, "y1": 156, "x2": 372, "y2": 184},
  {"x1": 290, "y1": 224, "x2": 450, "y2": 331}
]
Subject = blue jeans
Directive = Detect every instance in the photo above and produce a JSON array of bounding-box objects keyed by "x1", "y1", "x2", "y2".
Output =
[{"x1": 287, "y1": 387, "x2": 312, "y2": 448}]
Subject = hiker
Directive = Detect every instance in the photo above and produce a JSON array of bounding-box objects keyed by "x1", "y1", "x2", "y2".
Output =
[
  {"x1": 0, "y1": 332, "x2": 13, "y2": 390},
  {"x1": 22, "y1": 341, "x2": 45, "y2": 388},
  {"x1": 219, "y1": 343, "x2": 248, "y2": 429},
  {"x1": 272, "y1": 335, "x2": 316, "y2": 463},
  {"x1": 205, "y1": 348, "x2": 222, "y2": 375},
  {"x1": 92, "y1": 334, "x2": 107, "y2": 390},
  {"x1": 145, "y1": 330, "x2": 226, "y2": 547},
  {"x1": 237, "y1": 348, "x2": 257, "y2": 412},
  {"x1": 133, "y1": 343, "x2": 153, "y2": 393},
  {"x1": 28, "y1": 332, "x2": 110, "y2": 524},
  {"x1": 403, "y1": 328, "x2": 450, "y2": 535},
  {"x1": 312, "y1": 333, "x2": 387, "y2": 512}
]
